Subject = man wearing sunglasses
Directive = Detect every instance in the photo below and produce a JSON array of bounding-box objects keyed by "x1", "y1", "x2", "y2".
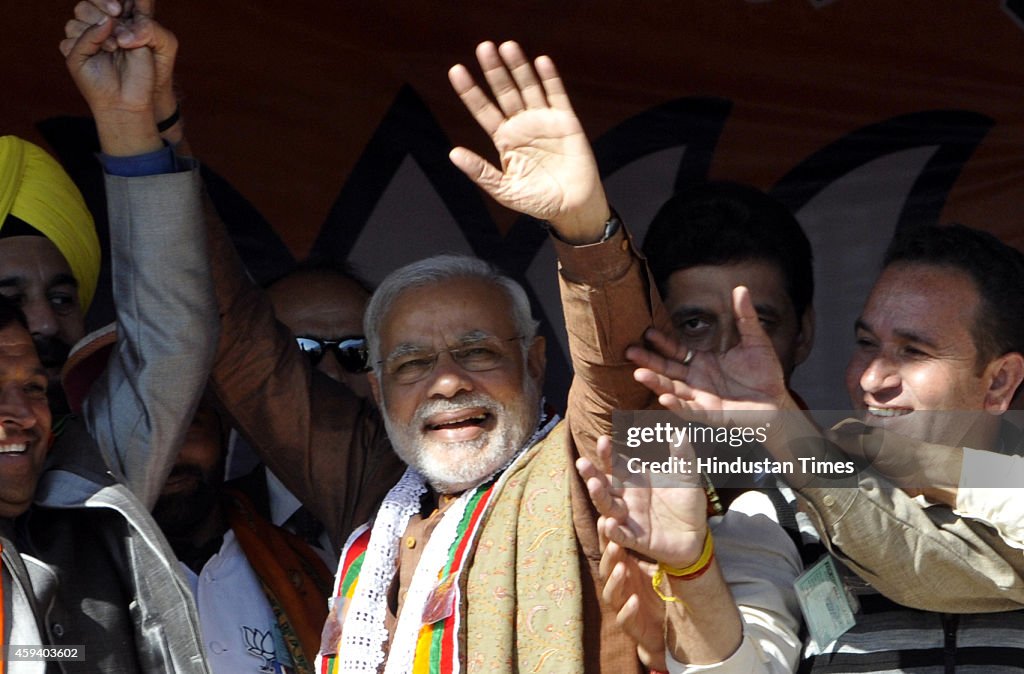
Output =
[
  {"x1": 267, "y1": 260, "x2": 374, "y2": 399},
  {"x1": 295, "y1": 336, "x2": 368, "y2": 372},
  {"x1": 225, "y1": 261, "x2": 378, "y2": 568}
]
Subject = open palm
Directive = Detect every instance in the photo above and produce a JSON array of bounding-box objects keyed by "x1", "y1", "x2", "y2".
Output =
[
  {"x1": 631, "y1": 286, "x2": 789, "y2": 423},
  {"x1": 577, "y1": 436, "x2": 707, "y2": 571},
  {"x1": 449, "y1": 41, "x2": 608, "y2": 241}
]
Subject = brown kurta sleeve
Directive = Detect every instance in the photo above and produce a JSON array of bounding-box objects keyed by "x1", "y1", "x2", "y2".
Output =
[
  {"x1": 555, "y1": 225, "x2": 673, "y2": 459},
  {"x1": 555, "y1": 224, "x2": 673, "y2": 672},
  {"x1": 203, "y1": 192, "x2": 404, "y2": 544}
]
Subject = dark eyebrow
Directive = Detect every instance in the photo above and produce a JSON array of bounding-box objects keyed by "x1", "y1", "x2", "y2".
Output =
[
  {"x1": 893, "y1": 328, "x2": 940, "y2": 350},
  {"x1": 0, "y1": 274, "x2": 78, "y2": 292},
  {"x1": 671, "y1": 305, "x2": 713, "y2": 320},
  {"x1": 854, "y1": 318, "x2": 939, "y2": 350},
  {"x1": 46, "y1": 273, "x2": 79, "y2": 290},
  {"x1": 752, "y1": 304, "x2": 782, "y2": 320}
]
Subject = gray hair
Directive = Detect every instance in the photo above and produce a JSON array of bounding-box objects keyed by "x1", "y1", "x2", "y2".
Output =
[{"x1": 364, "y1": 254, "x2": 540, "y2": 374}]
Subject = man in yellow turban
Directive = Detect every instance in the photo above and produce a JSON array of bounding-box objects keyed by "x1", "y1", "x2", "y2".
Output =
[{"x1": 0, "y1": 135, "x2": 101, "y2": 414}]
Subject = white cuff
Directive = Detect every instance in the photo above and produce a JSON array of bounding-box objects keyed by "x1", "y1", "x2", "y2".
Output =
[{"x1": 955, "y1": 447, "x2": 1024, "y2": 549}]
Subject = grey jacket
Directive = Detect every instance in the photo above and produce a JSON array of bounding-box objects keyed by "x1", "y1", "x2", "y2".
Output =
[{"x1": 12, "y1": 167, "x2": 215, "y2": 673}]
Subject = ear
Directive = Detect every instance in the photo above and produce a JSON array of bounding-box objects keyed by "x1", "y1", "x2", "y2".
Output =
[
  {"x1": 368, "y1": 370, "x2": 384, "y2": 408},
  {"x1": 983, "y1": 351, "x2": 1024, "y2": 413},
  {"x1": 526, "y1": 335, "x2": 546, "y2": 387},
  {"x1": 793, "y1": 304, "x2": 816, "y2": 367}
]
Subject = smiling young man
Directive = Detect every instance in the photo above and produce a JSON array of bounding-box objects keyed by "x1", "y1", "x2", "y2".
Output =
[
  {"x1": 631, "y1": 223, "x2": 1024, "y2": 670},
  {"x1": 797, "y1": 224, "x2": 1024, "y2": 669},
  {"x1": 0, "y1": 299, "x2": 55, "y2": 660},
  {"x1": 822, "y1": 224, "x2": 1024, "y2": 590},
  {"x1": 847, "y1": 233, "x2": 1024, "y2": 450},
  {"x1": 0, "y1": 303, "x2": 51, "y2": 519},
  {"x1": 0, "y1": 284, "x2": 211, "y2": 672}
]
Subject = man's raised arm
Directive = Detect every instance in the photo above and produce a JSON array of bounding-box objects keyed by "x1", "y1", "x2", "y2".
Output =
[
  {"x1": 62, "y1": 0, "x2": 217, "y2": 508},
  {"x1": 447, "y1": 41, "x2": 670, "y2": 452}
]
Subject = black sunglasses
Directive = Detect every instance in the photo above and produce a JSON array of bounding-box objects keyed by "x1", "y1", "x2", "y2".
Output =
[{"x1": 295, "y1": 336, "x2": 371, "y2": 373}]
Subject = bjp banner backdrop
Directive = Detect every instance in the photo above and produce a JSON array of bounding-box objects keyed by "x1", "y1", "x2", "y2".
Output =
[{"x1": 4, "y1": 0, "x2": 1023, "y2": 408}]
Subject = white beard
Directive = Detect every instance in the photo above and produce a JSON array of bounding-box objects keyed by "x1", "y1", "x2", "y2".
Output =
[{"x1": 381, "y1": 378, "x2": 540, "y2": 494}]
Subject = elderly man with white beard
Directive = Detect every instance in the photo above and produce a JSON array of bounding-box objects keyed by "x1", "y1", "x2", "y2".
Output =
[
  {"x1": 79, "y1": 10, "x2": 803, "y2": 667},
  {"x1": 207, "y1": 42, "x2": 665, "y2": 669},
  {"x1": 195, "y1": 40, "x2": 802, "y2": 673},
  {"x1": 364, "y1": 256, "x2": 546, "y2": 495}
]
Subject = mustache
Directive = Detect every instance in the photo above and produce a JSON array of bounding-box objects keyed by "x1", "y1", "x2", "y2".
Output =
[
  {"x1": 166, "y1": 464, "x2": 206, "y2": 482},
  {"x1": 412, "y1": 392, "x2": 499, "y2": 427},
  {"x1": 33, "y1": 336, "x2": 72, "y2": 368}
]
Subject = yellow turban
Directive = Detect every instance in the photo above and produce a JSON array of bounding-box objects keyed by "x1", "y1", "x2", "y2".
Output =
[{"x1": 0, "y1": 135, "x2": 100, "y2": 312}]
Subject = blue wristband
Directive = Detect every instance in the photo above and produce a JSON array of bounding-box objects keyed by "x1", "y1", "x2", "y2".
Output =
[{"x1": 100, "y1": 144, "x2": 176, "y2": 177}]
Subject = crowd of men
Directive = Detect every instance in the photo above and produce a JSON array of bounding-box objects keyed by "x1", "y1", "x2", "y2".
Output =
[{"x1": 0, "y1": 0, "x2": 1019, "y2": 672}]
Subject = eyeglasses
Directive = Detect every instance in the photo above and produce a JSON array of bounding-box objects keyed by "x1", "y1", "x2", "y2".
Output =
[
  {"x1": 295, "y1": 336, "x2": 371, "y2": 374},
  {"x1": 380, "y1": 335, "x2": 523, "y2": 385}
]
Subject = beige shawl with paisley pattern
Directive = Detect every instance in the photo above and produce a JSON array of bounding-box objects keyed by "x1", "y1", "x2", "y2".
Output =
[{"x1": 462, "y1": 421, "x2": 586, "y2": 673}]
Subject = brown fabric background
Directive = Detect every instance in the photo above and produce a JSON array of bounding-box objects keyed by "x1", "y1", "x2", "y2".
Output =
[{"x1": 4, "y1": 0, "x2": 1023, "y2": 408}]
